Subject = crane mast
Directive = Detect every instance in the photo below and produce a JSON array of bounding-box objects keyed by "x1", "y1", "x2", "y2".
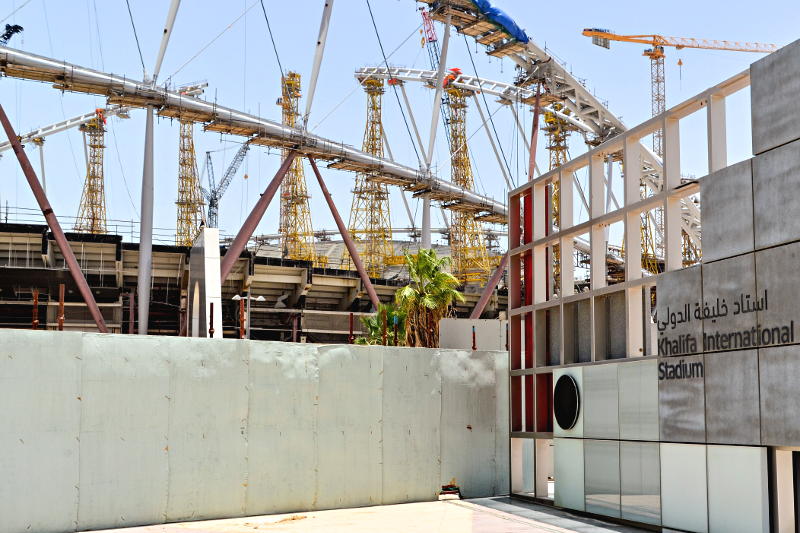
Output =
[
  {"x1": 74, "y1": 109, "x2": 108, "y2": 234},
  {"x1": 204, "y1": 143, "x2": 250, "y2": 229}
]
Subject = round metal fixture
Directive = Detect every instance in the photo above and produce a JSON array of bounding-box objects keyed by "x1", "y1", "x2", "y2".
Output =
[{"x1": 553, "y1": 374, "x2": 580, "y2": 430}]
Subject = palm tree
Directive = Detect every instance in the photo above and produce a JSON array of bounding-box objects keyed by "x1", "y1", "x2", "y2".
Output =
[
  {"x1": 355, "y1": 303, "x2": 406, "y2": 346},
  {"x1": 395, "y1": 249, "x2": 464, "y2": 347}
]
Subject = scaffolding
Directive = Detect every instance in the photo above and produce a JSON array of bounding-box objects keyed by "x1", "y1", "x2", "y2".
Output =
[
  {"x1": 346, "y1": 78, "x2": 393, "y2": 278},
  {"x1": 175, "y1": 120, "x2": 205, "y2": 246},
  {"x1": 278, "y1": 71, "x2": 317, "y2": 264},
  {"x1": 445, "y1": 87, "x2": 491, "y2": 285},
  {"x1": 74, "y1": 109, "x2": 107, "y2": 234}
]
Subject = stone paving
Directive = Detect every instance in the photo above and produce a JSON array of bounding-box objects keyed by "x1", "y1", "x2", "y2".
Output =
[{"x1": 83, "y1": 497, "x2": 647, "y2": 533}]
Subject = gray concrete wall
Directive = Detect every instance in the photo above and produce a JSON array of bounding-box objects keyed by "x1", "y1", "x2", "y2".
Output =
[{"x1": 0, "y1": 330, "x2": 509, "y2": 533}]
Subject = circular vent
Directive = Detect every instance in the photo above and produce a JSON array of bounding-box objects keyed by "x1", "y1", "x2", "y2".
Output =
[{"x1": 553, "y1": 374, "x2": 580, "y2": 430}]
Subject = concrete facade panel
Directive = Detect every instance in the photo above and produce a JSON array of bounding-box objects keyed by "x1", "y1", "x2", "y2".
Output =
[
  {"x1": 701, "y1": 254, "x2": 757, "y2": 350},
  {"x1": 381, "y1": 347, "x2": 441, "y2": 503},
  {"x1": 584, "y1": 439, "x2": 620, "y2": 518},
  {"x1": 699, "y1": 160, "x2": 754, "y2": 262},
  {"x1": 759, "y1": 345, "x2": 800, "y2": 446},
  {"x1": 493, "y1": 349, "x2": 510, "y2": 493},
  {"x1": 77, "y1": 334, "x2": 171, "y2": 530},
  {"x1": 582, "y1": 364, "x2": 619, "y2": 439},
  {"x1": 0, "y1": 330, "x2": 82, "y2": 533},
  {"x1": 755, "y1": 242, "x2": 800, "y2": 346},
  {"x1": 707, "y1": 445, "x2": 769, "y2": 533},
  {"x1": 655, "y1": 266, "x2": 703, "y2": 357},
  {"x1": 751, "y1": 38, "x2": 800, "y2": 155},
  {"x1": 165, "y1": 338, "x2": 249, "y2": 521},
  {"x1": 618, "y1": 359, "x2": 659, "y2": 441},
  {"x1": 554, "y1": 438, "x2": 584, "y2": 511},
  {"x1": 658, "y1": 354, "x2": 706, "y2": 443},
  {"x1": 439, "y1": 318, "x2": 507, "y2": 351},
  {"x1": 753, "y1": 139, "x2": 800, "y2": 248},
  {"x1": 620, "y1": 441, "x2": 660, "y2": 526},
  {"x1": 660, "y1": 443, "x2": 708, "y2": 533},
  {"x1": 439, "y1": 349, "x2": 503, "y2": 498},
  {"x1": 316, "y1": 345, "x2": 384, "y2": 509},
  {"x1": 245, "y1": 342, "x2": 320, "y2": 515},
  {"x1": 704, "y1": 350, "x2": 760, "y2": 445}
]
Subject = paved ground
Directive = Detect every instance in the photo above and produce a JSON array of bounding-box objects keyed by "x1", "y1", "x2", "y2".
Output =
[{"x1": 84, "y1": 497, "x2": 647, "y2": 533}]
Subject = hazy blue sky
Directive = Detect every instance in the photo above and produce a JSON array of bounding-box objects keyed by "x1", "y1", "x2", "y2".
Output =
[{"x1": 0, "y1": 0, "x2": 795, "y2": 244}]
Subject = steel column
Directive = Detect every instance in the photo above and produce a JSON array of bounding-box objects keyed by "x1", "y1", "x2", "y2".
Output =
[
  {"x1": 469, "y1": 252, "x2": 508, "y2": 319},
  {"x1": 308, "y1": 157, "x2": 381, "y2": 310},
  {"x1": 424, "y1": 13, "x2": 451, "y2": 169},
  {"x1": 137, "y1": 106, "x2": 155, "y2": 334},
  {"x1": 0, "y1": 104, "x2": 108, "y2": 332},
  {"x1": 220, "y1": 152, "x2": 297, "y2": 283},
  {"x1": 421, "y1": 195, "x2": 431, "y2": 248},
  {"x1": 303, "y1": 0, "x2": 335, "y2": 128}
]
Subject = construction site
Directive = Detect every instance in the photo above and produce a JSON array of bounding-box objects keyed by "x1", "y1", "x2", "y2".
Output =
[{"x1": 0, "y1": 1, "x2": 798, "y2": 532}]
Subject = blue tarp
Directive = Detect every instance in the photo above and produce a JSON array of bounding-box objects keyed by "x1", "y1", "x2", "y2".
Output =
[{"x1": 470, "y1": 0, "x2": 529, "y2": 43}]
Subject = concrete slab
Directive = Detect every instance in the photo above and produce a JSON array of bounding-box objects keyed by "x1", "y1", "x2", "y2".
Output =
[
  {"x1": 618, "y1": 359, "x2": 659, "y2": 441},
  {"x1": 77, "y1": 333, "x2": 172, "y2": 531},
  {"x1": 753, "y1": 138, "x2": 800, "y2": 248},
  {"x1": 759, "y1": 345, "x2": 800, "y2": 446},
  {"x1": 699, "y1": 159, "x2": 754, "y2": 262},
  {"x1": 655, "y1": 266, "x2": 703, "y2": 357},
  {"x1": 751, "y1": 38, "x2": 800, "y2": 155},
  {"x1": 701, "y1": 253, "x2": 757, "y2": 351},
  {"x1": 755, "y1": 241, "x2": 800, "y2": 347},
  {"x1": 658, "y1": 354, "x2": 706, "y2": 443},
  {"x1": 705, "y1": 350, "x2": 760, "y2": 445},
  {"x1": 244, "y1": 341, "x2": 320, "y2": 516},
  {"x1": 165, "y1": 337, "x2": 249, "y2": 522},
  {"x1": 80, "y1": 498, "x2": 648, "y2": 533},
  {"x1": 0, "y1": 330, "x2": 82, "y2": 533}
]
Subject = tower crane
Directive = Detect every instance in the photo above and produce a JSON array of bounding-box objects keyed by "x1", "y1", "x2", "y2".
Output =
[
  {"x1": 582, "y1": 29, "x2": 777, "y2": 156},
  {"x1": 201, "y1": 142, "x2": 251, "y2": 229}
]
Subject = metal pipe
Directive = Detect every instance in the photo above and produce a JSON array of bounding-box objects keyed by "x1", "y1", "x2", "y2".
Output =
[
  {"x1": 151, "y1": 0, "x2": 181, "y2": 83},
  {"x1": 0, "y1": 46, "x2": 506, "y2": 217},
  {"x1": 137, "y1": 106, "x2": 155, "y2": 335},
  {"x1": 528, "y1": 86, "x2": 542, "y2": 182},
  {"x1": 472, "y1": 94, "x2": 512, "y2": 189},
  {"x1": 128, "y1": 289, "x2": 135, "y2": 334},
  {"x1": 349, "y1": 312, "x2": 354, "y2": 344},
  {"x1": 208, "y1": 302, "x2": 214, "y2": 337},
  {"x1": 32, "y1": 289, "x2": 39, "y2": 329},
  {"x1": 308, "y1": 157, "x2": 381, "y2": 310},
  {"x1": 239, "y1": 297, "x2": 245, "y2": 339},
  {"x1": 37, "y1": 143, "x2": 46, "y2": 194},
  {"x1": 303, "y1": 0, "x2": 334, "y2": 128},
  {"x1": 220, "y1": 152, "x2": 297, "y2": 283},
  {"x1": 472, "y1": 325, "x2": 477, "y2": 351},
  {"x1": 246, "y1": 291, "x2": 251, "y2": 339},
  {"x1": 58, "y1": 283, "x2": 65, "y2": 331},
  {"x1": 399, "y1": 81, "x2": 428, "y2": 163},
  {"x1": 469, "y1": 252, "x2": 508, "y2": 319},
  {"x1": 421, "y1": 195, "x2": 431, "y2": 248},
  {"x1": 0, "y1": 104, "x2": 108, "y2": 333},
  {"x1": 425, "y1": 13, "x2": 451, "y2": 169}
]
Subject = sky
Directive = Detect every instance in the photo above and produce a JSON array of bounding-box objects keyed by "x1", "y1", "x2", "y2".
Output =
[{"x1": 0, "y1": 0, "x2": 796, "y2": 246}]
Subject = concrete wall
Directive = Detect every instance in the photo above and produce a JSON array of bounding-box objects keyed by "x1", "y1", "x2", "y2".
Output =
[{"x1": 0, "y1": 330, "x2": 508, "y2": 533}]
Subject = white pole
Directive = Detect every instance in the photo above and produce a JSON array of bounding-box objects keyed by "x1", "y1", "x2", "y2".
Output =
[
  {"x1": 151, "y1": 0, "x2": 182, "y2": 83},
  {"x1": 137, "y1": 106, "x2": 155, "y2": 334},
  {"x1": 303, "y1": 0, "x2": 335, "y2": 128},
  {"x1": 424, "y1": 13, "x2": 451, "y2": 169}
]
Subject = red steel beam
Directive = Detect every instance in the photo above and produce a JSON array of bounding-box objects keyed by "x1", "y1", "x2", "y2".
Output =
[
  {"x1": 470, "y1": 85, "x2": 543, "y2": 320},
  {"x1": 220, "y1": 152, "x2": 297, "y2": 283},
  {"x1": 308, "y1": 157, "x2": 381, "y2": 310},
  {"x1": 0, "y1": 104, "x2": 109, "y2": 332}
]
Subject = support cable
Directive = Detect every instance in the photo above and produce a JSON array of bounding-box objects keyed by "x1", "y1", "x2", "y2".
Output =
[
  {"x1": 124, "y1": 0, "x2": 146, "y2": 77},
  {"x1": 463, "y1": 34, "x2": 515, "y2": 186},
  {"x1": 365, "y1": 0, "x2": 421, "y2": 166},
  {"x1": 259, "y1": 0, "x2": 284, "y2": 79}
]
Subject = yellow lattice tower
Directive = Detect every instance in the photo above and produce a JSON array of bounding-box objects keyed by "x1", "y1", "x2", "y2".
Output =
[
  {"x1": 445, "y1": 87, "x2": 491, "y2": 285},
  {"x1": 346, "y1": 78, "x2": 393, "y2": 278},
  {"x1": 542, "y1": 103, "x2": 574, "y2": 293},
  {"x1": 74, "y1": 109, "x2": 108, "y2": 234},
  {"x1": 278, "y1": 71, "x2": 317, "y2": 264},
  {"x1": 175, "y1": 120, "x2": 205, "y2": 246}
]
